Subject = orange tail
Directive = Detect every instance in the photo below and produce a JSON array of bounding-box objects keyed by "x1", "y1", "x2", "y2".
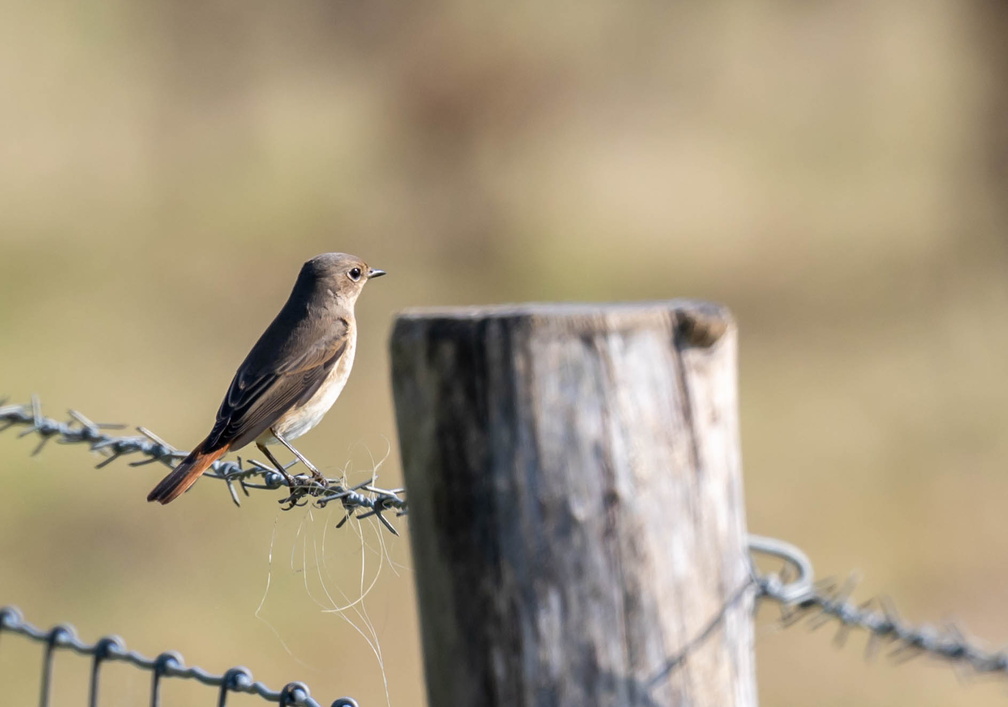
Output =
[{"x1": 147, "y1": 443, "x2": 229, "y2": 504}]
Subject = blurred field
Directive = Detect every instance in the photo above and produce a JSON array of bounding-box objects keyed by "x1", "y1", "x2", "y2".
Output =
[{"x1": 3, "y1": 1, "x2": 1008, "y2": 705}]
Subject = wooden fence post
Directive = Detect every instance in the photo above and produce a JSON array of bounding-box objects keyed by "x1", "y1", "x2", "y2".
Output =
[{"x1": 390, "y1": 301, "x2": 755, "y2": 707}]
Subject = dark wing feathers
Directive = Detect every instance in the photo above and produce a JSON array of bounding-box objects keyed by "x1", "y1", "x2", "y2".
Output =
[{"x1": 203, "y1": 316, "x2": 350, "y2": 451}]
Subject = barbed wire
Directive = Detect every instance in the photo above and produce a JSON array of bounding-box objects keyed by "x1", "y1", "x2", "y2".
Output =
[
  {"x1": 6, "y1": 397, "x2": 1008, "y2": 690},
  {"x1": 0, "y1": 605, "x2": 358, "y2": 707},
  {"x1": 749, "y1": 534, "x2": 1008, "y2": 679},
  {"x1": 0, "y1": 397, "x2": 406, "y2": 534}
]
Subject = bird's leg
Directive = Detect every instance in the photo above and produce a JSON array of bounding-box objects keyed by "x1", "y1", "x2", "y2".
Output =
[
  {"x1": 256, "y1": 441, "x2": 297, "y2": 488},
  {"x1": 271, "y1": 430, "x2": 328, "y2": 486}
]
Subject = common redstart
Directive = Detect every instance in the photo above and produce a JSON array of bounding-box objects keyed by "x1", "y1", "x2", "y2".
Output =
[{"x1": 147, "y1": 252, "x2": 385, "y2": 504}]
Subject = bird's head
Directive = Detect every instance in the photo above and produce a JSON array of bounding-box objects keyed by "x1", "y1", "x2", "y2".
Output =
[{"x1": 301, "y1": 252, "x2": 386, "y2": 305}]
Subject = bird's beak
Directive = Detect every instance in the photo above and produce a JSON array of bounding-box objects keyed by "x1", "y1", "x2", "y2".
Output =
[{"x1": 368, "y1": 268, "x2": 387, "y2": 279}]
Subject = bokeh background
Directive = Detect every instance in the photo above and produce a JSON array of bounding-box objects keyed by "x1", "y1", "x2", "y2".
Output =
[{"x1": 3, "y1": 1, "x2": 1008, "y2": 705}]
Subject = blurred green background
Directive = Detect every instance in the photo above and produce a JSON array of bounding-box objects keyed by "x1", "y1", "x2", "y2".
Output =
[{"x1": 3, "y1": 1, "x2": 1008, "y2": 705}]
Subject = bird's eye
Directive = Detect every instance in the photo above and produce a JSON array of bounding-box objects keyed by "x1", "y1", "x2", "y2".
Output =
[{"x1": 348, "y1": 267, "x2": 362, "y2": 281}]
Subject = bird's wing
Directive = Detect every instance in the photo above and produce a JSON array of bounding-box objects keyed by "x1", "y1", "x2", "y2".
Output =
[{"x1": 203, "y1": 316, "x2": 350, "y2": 451}]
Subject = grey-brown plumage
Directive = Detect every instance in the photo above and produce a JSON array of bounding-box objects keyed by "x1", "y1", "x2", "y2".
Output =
[{"x1": 147, "y1": 253, "x2": 385, "y2": 504}]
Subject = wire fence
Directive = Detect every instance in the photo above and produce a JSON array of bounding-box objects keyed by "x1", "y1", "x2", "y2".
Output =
[
  {"x1": 3, "y1": 398, "x2": 1008, "y2": 704},
  {"x1": 0, "y1": 605, "x2": 358, "y2": 707}
]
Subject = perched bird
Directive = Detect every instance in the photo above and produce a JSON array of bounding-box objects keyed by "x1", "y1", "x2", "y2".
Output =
[{"x1": 147, "y1": 252, "x2": 385, "y2": 504}]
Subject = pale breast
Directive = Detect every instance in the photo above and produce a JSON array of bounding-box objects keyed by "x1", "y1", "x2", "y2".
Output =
[{"x1": 266, "y1": 331, "x2": 357, "y2": 443}]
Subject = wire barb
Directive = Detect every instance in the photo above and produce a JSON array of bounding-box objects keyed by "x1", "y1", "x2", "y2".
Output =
[{"x1": 0, "y1": 397, "x2": 407, "y2": 532}]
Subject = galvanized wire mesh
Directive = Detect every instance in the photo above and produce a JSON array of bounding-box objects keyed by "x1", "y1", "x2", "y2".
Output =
[{"x1": 0, "y1": 606, "x2": 358, "y2": 707}]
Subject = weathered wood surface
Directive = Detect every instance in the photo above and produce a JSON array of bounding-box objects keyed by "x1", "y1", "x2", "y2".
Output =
[{"x1": 390, "y1": 301, "x2": 755, "y2": 707}]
